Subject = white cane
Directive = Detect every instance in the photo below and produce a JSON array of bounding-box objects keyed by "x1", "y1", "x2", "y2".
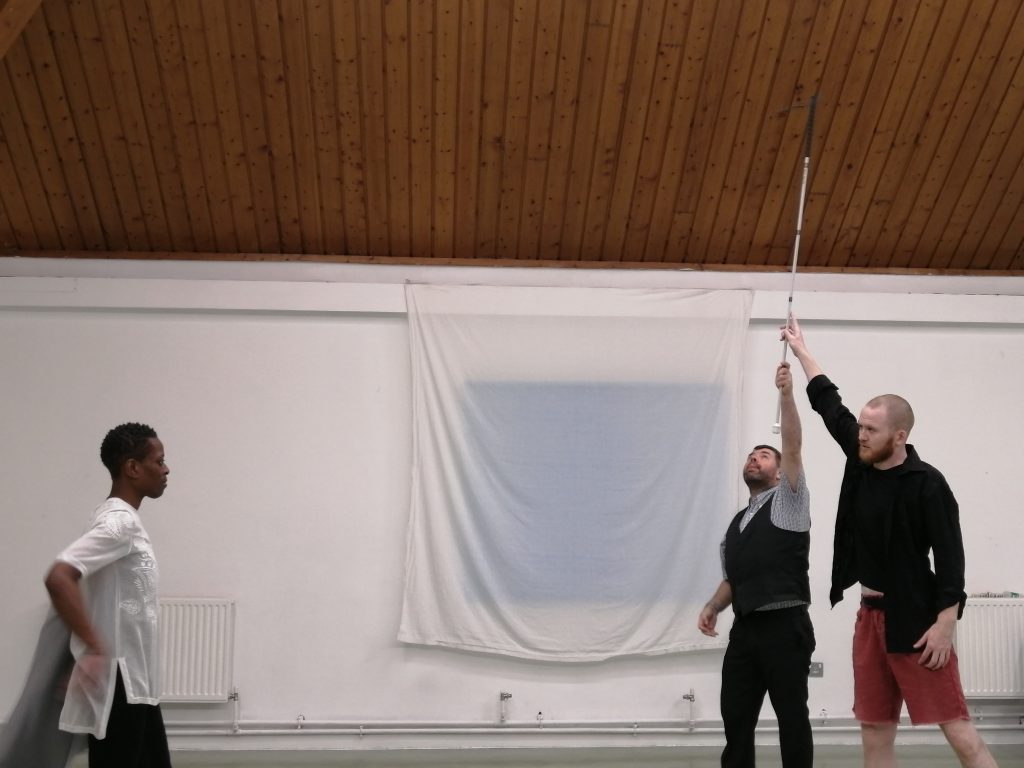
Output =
[{"x1": 773, "y1": 94, "x2": 817, "y2": 434}]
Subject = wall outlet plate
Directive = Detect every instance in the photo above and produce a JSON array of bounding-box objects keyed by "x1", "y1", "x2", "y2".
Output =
[{"x1": 809, "y1": 661, "x2": 824, "y2": 677}]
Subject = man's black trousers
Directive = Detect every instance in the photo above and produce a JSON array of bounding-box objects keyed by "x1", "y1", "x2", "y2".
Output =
[{"x1": 720, "y1": 605, "x2": 815, "y2": 768}]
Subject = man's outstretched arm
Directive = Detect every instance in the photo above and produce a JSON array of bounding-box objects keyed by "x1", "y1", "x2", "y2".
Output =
[
  {"x1": 776, "y1": 361, "x2": 802, "y2": 490},
  {"x1": 781, "y1": 316, "x2": 823, "y2": 382}
]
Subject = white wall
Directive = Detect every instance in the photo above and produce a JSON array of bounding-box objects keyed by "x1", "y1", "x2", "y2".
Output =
[{"x1": 1, "y1": 259, "x2": 1022, "y2": 750}]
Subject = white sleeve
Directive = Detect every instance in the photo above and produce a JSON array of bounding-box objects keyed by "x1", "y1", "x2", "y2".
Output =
[{"x1": 56, "y1": 509, "x2": 134, "y2": 577}]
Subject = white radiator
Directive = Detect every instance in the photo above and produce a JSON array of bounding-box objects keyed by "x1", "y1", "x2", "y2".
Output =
[
  {"x1": 956, "y1": 598, "x2": 1024, "y2": 698},
  {"x1": 158, "y1": 597, "x2": 235, "y2": 702}
]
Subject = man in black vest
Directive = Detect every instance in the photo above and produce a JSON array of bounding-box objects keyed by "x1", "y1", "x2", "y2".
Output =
[
  {"x1": 698, "y1": 361, "x2": 814, "y2": 768},
  {"x1": 782, "y1": 318, "x2": 996, "y2": 768}
]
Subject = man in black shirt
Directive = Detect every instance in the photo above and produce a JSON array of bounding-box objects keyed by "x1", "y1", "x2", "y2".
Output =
[{"x1": 783, "y1": 318, "x2": 996, "y2": 768}]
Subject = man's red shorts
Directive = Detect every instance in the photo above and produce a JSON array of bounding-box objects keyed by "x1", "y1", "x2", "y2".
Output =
[{"x1": 852, "y1": 602, "x2": 969, "y2": 725}]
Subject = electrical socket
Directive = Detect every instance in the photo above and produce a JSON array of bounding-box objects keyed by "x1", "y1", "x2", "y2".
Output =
[{"x1": 809, "y1": 661, "x2": 824, "y2": 677}]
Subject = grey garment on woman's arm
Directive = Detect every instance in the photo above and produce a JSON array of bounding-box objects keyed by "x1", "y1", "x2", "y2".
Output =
[{"x1": 0, "y1": 610, "x2": 86, "y2": 768}]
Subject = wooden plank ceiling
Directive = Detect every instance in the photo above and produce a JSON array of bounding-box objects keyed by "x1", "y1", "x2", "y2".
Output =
[{"x1": 0, "y1": 0, "x2": 1021, "y2": 273}]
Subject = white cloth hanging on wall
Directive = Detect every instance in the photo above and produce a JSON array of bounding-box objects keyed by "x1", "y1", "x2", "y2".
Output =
[{"x1": 399, "y1": 284, "x2": 752, "y2": 661}]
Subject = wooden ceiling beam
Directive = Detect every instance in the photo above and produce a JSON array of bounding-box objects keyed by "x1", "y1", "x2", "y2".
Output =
[
  {"x1": 6, "y1": 250, "x2": 1022, "y2": 277},
  {"x1": 0, "y1": 0, "x2": 43, "y2": 60}
]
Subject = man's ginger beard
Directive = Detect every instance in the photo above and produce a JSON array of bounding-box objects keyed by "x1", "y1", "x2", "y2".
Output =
[{"x1": 859, "y1": 434, "x2": 897, "y2": 465}]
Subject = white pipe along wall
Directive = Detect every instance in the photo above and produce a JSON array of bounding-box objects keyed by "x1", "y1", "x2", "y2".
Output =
[{"x1": 1, "y1": 258, "x2": 1022, "y2": 752}]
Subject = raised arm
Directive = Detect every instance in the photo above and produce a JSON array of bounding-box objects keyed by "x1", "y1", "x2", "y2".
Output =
[
  {"x1": 781, "y1": 316, "x2": 860, "y2": 459},
  {"x1": 780, "y1": 316, "x2": 822, "y2": 381},
  {"x1": 776, "y1": 361, "x2": 802, "y2": 489}
]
